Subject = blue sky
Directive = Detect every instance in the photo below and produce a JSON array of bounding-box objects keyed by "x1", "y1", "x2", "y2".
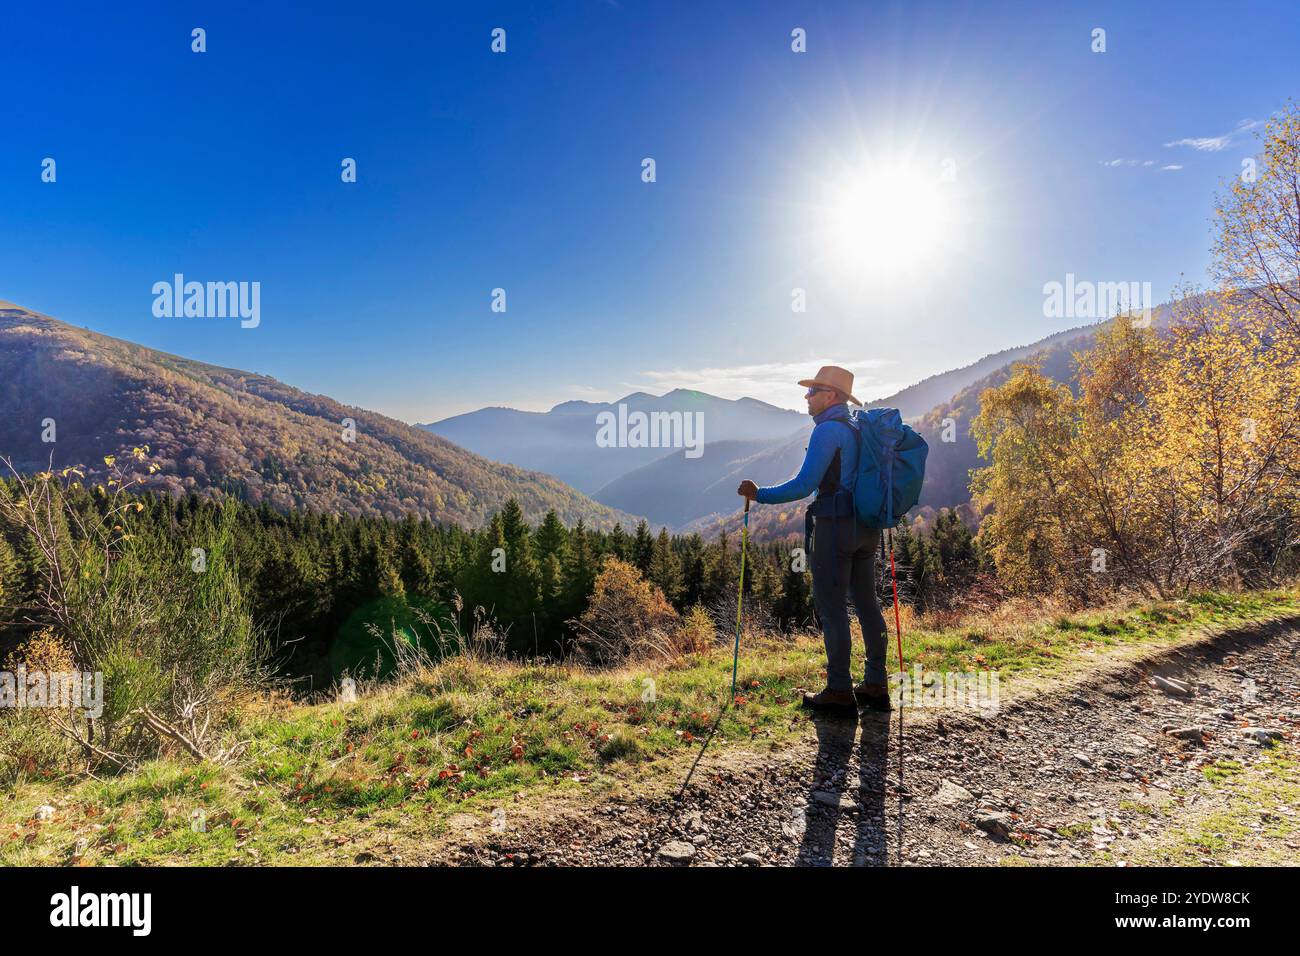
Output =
[{"x1": 3, "y1": 0, "x2": 1297, "y2": 421}]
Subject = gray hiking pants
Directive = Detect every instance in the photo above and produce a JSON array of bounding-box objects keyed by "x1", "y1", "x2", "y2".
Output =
[{"x1": 811, "y1": 516, "x2": 888, "y2": 692}]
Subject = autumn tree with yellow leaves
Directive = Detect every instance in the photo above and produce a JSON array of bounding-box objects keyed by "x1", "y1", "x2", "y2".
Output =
[{"x1": 973, "y1": 104, "x2": 1300, "y2": 598}]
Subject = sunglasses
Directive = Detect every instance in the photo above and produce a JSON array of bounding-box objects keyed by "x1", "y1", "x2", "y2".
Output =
[{"x1": 804, "y1": 386, "x2": 836, "y2": 398}]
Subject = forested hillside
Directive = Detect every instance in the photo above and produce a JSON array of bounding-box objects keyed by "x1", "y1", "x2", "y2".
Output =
[{"x1": 0, "y1": 303, "x2": 635, "y2": 529}]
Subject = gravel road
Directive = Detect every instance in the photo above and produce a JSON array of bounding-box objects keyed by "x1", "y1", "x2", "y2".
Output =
[{"x1": 446, "y1": 617, "x2": 1300, "y2": 866}]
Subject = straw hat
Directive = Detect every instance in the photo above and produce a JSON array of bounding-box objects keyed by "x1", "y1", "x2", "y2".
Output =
[{"x1": 798, "y1": 365, "x2": 861, "y2": 405}]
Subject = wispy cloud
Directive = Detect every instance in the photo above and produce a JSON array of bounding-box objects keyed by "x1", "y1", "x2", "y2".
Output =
[
  {"x1": 1165, "y1": 135, "x2": 1231, "y2": 151},
  {"x1": 1105, "y1": 119, "x2": 1263, "y2": 174},
  {"x1": 1101, "y1": 158, "x2": 1181, "y2": 171},
  {"x1": 1164, "y1": 118, "x2": 1262, "y2": 152},
  {"x1": 631, "y1": 358, "x2": 904, "y2": 408}
]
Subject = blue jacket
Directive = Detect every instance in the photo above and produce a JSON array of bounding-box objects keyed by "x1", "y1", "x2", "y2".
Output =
[{"x1": 755, "y1": 403, "x2": 857, "y2": 505}]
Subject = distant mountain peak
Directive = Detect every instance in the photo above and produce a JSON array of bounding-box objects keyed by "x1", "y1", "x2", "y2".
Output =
[
  {"x1": 441, "y1": 389, "x2": 795, "y2": 422},
  {"x1": 735, "y1": 395, "x2": 795, "y2": 412},
  {"x1": 421, "y1": 385, "x2": 809, "y2": 497},
  {"x1": 548, "y1": 399, "x2": 606, "y2": 414}
]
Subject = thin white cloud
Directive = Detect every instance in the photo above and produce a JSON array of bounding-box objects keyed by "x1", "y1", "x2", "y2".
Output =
[
  {"x1": 423, "y1": 360, "x2": 912, "y2": 420},
  {"x1": 1165, "y1": 135, "x2": 1232, "y2": 151},
  {"x1": 633, "y1": 358, "x2": 905, "y2": 408},
  {"x1": 1160, "y1": 164, "x2": 1183, "y2": 171},
  {"x1": 1164, "y1": 118, "x2": 1262, "y2": 152},
  {"x1": 1102, "y1": 157, "x2": 1175, "y2": 171}
]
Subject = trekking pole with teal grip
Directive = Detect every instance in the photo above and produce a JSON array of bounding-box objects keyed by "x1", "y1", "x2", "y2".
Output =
[{"x1": 730, "y1": 497, "x2": 750, "y2": 704}]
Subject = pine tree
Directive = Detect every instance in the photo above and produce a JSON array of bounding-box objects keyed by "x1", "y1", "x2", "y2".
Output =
[
  {"x1": 705, "y1": 530, "x2": 734, "y2": 606},
  {"x1": 373, "y1": 538, "x2": 406, "y2": 600},
  {"x1": 563, "y1": 519, "x2": 596, "y2": 613},
  {"x1": 456, "y1": 513, "x2": 508, "y2": 622},
  {"x1": 534, "y1": 510, "x2": 568, "y2": 607},
  {"x1": 649, "y1": 527, "x2": 683, "y2": 605},
  {"x1": 607, "y1": 523, "x2": 629, "y2": 561},
  {"x1": 631, "y1": 520, "x2": 655, "y2": 574},
  {"x1": 0, "y1": 532, "x2": 20, "y2": 620},
  {"x1": 500, "y1": 500, "x2": 529, "y2": 549},
  {"x1": 751, "y1": 545, "x2": 783, "y2": 611},
  {"x1": 934, "y1": 509, "x2": 976, "y2": 575},
  {"x1": 402, "y1": 537, "x2": 439, "y2": 599},
  {"x1": 775, "y1": 556, "x2": 814, "y2": 630},
  {"x1": 497, "y1": 501, "x2": 542, "y2": 650},
  {"x1": 534, "y1": 510, "x2": 568, "y2": 564},
  {"x1": 679, "y1": 535, "x2": 708, "y2": 608}
]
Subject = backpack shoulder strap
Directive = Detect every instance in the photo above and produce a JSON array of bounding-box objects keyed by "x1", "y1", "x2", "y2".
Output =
[{"x1": 817, "y1": 418, "x2": 858, "y2": 496}]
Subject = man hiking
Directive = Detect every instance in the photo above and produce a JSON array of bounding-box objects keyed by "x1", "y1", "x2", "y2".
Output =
[{"x1": 738, "y1": 365, "x2": 890, "y2": 715}]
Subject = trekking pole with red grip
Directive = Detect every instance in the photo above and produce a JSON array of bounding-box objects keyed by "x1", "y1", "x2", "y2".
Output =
[
  {"x1": 887, "y1": 529, "x2": 905, "y2": 675},
  {"x1": 886, "y1": 527, "x2": 905, "y2": 785}
]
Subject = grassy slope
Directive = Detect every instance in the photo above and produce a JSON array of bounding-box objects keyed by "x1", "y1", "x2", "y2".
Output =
[{"x1": 3, "y1": 589, "x2": 1297, "y2": 866}]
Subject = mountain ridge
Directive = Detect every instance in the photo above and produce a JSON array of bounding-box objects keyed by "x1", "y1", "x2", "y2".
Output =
[
  {"x1": 0, "y1": 302, "x2": 638, "y2": 529},
  {"x1": 416, "y1": 317, "x2": 1124, "y2": 531},
  {"x1": 419, "y1": 387, "x2": 809, "y2": 495}
]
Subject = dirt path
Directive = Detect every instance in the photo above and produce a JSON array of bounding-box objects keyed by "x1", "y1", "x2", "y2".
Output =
[{"x1": 447, "y1": 617, "x2": 1300, "y2": 866}]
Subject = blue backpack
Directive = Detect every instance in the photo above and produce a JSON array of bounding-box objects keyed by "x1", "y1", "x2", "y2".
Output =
[{"x1": 844, "y1": 407, "x2": 928, "y2": 528}]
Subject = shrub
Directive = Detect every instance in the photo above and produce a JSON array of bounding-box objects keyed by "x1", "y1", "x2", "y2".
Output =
[
  {"x1": 0, "y1": 456, "x2": 269, "y2": 770},
  {"x1": 675, "y1": 604, "x2": 716, "y2": 656},
  {"x1": 570, "y1": 557, "x2": 678, "y2": 665},
  {"x1": 0, "y1": 630, "x2": 82, "y2": 785}
]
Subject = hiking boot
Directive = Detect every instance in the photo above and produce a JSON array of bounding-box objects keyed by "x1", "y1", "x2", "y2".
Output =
[
  {"x1": 854, "y1": 680, "x2": 892, "y2": 712},
  {"x1": 801, "y1": 687, "x2": 858, "y2": 716}
]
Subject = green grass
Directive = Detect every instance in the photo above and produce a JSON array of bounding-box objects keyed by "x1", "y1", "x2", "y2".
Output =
[
  {"x1": 1118, "y1": 800, "x2": 1159, "y2": 817},
  {"x1": 1203, "y1": 760, "x2": 1246, "y2": 785},
  {"x1": 1125, "y1": 747, "x2": 1300, "y2": 867},
  {"x1": 1057, "y1": 821, "x2": 1095, "y2": 839},
  {"x1": 3, "y1": 588, "x2": 1296, "y2": 866},
  {"x1": 904, "y1": 588, "x2": 1295, "y2": 682}
]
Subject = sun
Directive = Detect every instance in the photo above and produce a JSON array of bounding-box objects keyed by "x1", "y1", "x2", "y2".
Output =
[{"x1": 822, "y1": 162, "x2": 955, "y2": 279}]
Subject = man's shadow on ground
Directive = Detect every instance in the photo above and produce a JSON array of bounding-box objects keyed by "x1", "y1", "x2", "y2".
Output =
[{"x1": 795, "y1": 709, "x2": 899, "y2": 866}]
